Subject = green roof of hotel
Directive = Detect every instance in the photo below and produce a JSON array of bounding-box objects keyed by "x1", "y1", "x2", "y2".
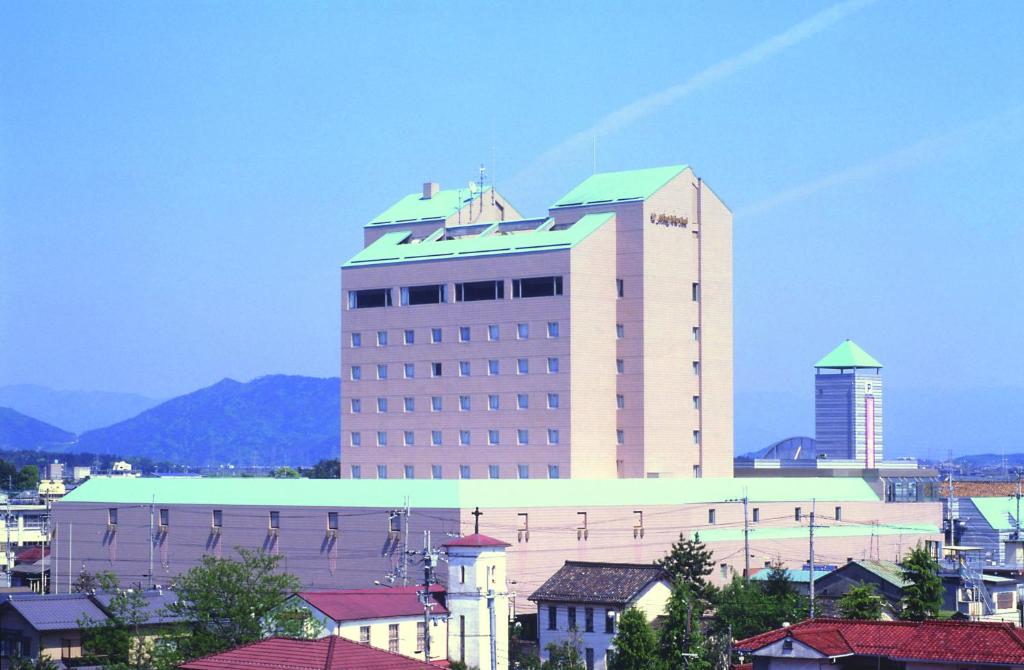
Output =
[
  {"x1": 815, "y1": 339, "x2": 883, "y2": 369},
  {"x1": 60, "y1": 476, "x2": 882, "y2": 510},
  {"x1": 552, "y1": 165, "x2": 688, "y2": 208},
  {"x1": 971, "y1": 497, "x2": 1018, "y2": 531},
  {"x1": 344, "y1": 213, "x2": 614, "y2": 267},
  {"x1": 368, "y1": 187, "x2": 494, "y2": 226}
]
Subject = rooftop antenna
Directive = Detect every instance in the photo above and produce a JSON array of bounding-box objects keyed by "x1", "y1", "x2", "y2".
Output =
[{"x1": 490, "y1": 141, "x2": 496, "y2": 205}]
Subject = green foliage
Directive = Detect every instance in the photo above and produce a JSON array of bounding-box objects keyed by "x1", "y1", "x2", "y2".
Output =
[
  {"x1": 541, "y1": 637, "x2": 586, "y2": 670},
  {"x1": 900, "y1": 544, "x2": 943, "y2": 620},
  {"x1": 73, "y1": 569, "x2": 119, "y2": 594},
  {"x1": 657, "y1": 531, "x2": 717, "y2": 605},
  {"x1": 714, "y1": 565, "x2": 807, "y2": 640},
  {"x1": 78, "y1": 574, "x2": 158, "y2": 670},
  {"x1": 658, "y1": 580, "x2": 711, "y2": 670},
  {"x1": 162, "y1": 547, "x2": 302, "y2": 665},
  {"x1": 609, "y1": 607, "x2": 659, "y2": 670},
  {"x1": 8, "y1": 656, "x2": 61, "y2": 670},
  {"x1": 838, "y1": 582, "x2": 884, "y2": 620},
  {"x1": 271, "y1": 466, "x2": 300, "y2": 479},
  {"x1": 304, "y1": 459, "x2": 340, "y2": 479}
]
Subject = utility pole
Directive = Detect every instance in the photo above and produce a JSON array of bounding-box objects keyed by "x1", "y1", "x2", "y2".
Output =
[
  {"x1": 742, "y1": 489, "x2": 750, "y2": 580},
  {"x1": 1013, "y1": 479, "x2": 1022, "y2": 540},
  {"x1": 415, "y1": 530, "x2": 440, "y2": 664},
  {"x1": 148, "y1": 495, "x2": 155, "y2": 589},
  {"x1": 809, "y1": 499, "x2": 816, "y2": 619},
  {"x1": 4, "y1": 494, "x2": 11, "y2": 588},
  {"x1": 402, "y1": 497, "x2": 410, "y2": 586}
]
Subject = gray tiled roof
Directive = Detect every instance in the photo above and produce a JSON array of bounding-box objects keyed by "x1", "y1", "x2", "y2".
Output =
[
  {"x1": 528, "y1": 561, "x2": 669, "y2": 606},
  {"x1": 93, "y1": 590, "x2": 183, "y2": 624},
  {"x1": 3, "y1": 593, "x2": 108, "y2": 631}
]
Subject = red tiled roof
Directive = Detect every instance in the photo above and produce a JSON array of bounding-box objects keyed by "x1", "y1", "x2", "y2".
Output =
[
  {"x1": 736, "y1": 619, "x2": 1024, "y2": 665},
  {"x1": 178, "y1": 636, "x2": 437, "y2": 669},
  {"x1": 14, "y1": 546, "x2": 50, "y2": 563},
  {"x1": 297, "y1": 586, "x2": 447, "y2": 622},
  {"x1": 442, "y1": 533, "x2": 510, "y2": 548}
]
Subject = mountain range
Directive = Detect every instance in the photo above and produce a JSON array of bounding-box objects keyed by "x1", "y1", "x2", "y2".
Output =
[
  {"x1": 0, "y1": 407, "x2": 76, "y2": 451},
  {"x1": 0, "y1": 384, "x2": 162, "y2": 433}
]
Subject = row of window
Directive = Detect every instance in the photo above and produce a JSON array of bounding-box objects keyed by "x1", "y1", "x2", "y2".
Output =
[
  {"x1": 351, "y1": 464, "x2": 560, "y2": 479},
  {"x1": 349, "y1": 356, "x2": 560, "y2": 380},
  {"x1": 348, "y1": 276, "x2": 564, "y2": 309},
  {"x1": 107, "y1": 508, "x2": 343, "y2": 532},
  {"x1": 351, "y1": 321, "x2": 559, "y2": 348},
  {"x1": 348, "y1": 428, "x2": 562, "y2": 447},
  {"x1": 350, "y1": 392, "x2": 562, "y2": 414},
  {"x1": 547, "y1": 604, "x2": 616, "y2": 634}
]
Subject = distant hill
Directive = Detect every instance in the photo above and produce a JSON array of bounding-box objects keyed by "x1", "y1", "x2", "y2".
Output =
[
  {"x1": 0, "y1": 407, "x2": 76, "y2": 451},
  {"x1": 76, "y1": 375, "x2": 339, "y2": 466},
  {"x1": 0, "y1": 384, "x2": 163, "y2": 434}
]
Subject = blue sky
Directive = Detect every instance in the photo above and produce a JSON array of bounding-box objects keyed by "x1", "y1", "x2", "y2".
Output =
[{"x1": 2, "y1": 2, "x2": 1022, "y2": 456}]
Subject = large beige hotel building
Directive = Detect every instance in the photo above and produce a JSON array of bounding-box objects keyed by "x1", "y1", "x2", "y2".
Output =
[{"x1": 340, "y1": 164, "x2": 732, "y2": 479}]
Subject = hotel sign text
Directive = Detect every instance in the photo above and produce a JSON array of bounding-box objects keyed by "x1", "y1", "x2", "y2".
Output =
[{"x1": 649, "y1": 213, "x2": 689, "y2": 228}]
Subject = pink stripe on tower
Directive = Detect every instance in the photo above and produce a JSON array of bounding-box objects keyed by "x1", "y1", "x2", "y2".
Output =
[{"x1": 865, "y1": 395, "x2": 875, "y2": 468}]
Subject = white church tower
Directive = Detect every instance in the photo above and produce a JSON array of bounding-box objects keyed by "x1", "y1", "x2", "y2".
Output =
[{"x1": 443, "y1": 532, "x2": 511, "y2": 670}]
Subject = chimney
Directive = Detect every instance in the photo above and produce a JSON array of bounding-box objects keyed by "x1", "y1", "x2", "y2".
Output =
[{"x1": 423, "y1": 182, "x2": 439, "y2": 199}]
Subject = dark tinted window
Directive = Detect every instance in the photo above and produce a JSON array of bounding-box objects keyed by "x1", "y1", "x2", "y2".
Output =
[
  {"x1": 349, "y1": 288, "x2": 392, "y2": 309},
  {"x1": 456, "y1": 280, "x2": 504, "y2": 302},
  {"x1": 512, "y1": 276, "x2": 563, "y2": 298}
]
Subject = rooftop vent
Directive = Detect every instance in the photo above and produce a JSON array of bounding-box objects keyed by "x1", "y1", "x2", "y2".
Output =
[{"x1": 423, "y1": 182, "x2": 439, "y2": 199}]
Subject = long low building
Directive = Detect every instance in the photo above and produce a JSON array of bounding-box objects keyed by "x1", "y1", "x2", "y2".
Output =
[{"x1": 50, "y1": 477, "x2": 940, "y2": 610}]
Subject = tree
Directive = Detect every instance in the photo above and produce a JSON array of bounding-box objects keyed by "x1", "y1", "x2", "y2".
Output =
[
  {"x1": 715, "y1": 567, "x2": 807, "y2": 640},
  {"x1": 609, "y1": 607, "x2": 658, "y2": 670},
  {"x1": 900, "y1": 544, "x2": 943, "y2": 620},
  {"x1": 79, "y1": 576, "x2": 156, "y2": 670},
  {"x1": 838, "y1": 582, "x2": 884, "y2": 620},
  {"x1": 9, "y1": 656, "x2": 61, "y2": 670},
  {"x1": 657, "y1": 531, "x2": 716, "y2": 605},
  {"x1": 271, "y1": 466, "x2": 300, "y2": 479},
  {"x1": 73, "y1": 569, "x2": 119, "y2": 594},
  {"x1": 304, "y1": 459, "x2": 340, "y2": 479},
  {"x1": 657, "y1": 580, "x2": 710, "y2": 670},
  {"x1": 163, "y1": 548, "x2": 302, "y2": 664},
  {"x1": 15, "y1": 464, "x2": 39, "y2": 490},
  {"x1": 541, "y1": 637, "x2": 586, "y2": 670}
]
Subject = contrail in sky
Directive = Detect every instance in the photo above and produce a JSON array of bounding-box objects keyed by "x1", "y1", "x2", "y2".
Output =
[
  {"x1": 513, "y1": 0, "x2": 878, "y2": 183},
  {"x1": 734, "y1": 105, "x2": 1024, "y2": 218}
]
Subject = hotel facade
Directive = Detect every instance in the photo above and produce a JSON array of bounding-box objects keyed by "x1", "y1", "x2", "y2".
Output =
[{"x1": 340, "y1": 165, "x2": 732, "y2": 480}]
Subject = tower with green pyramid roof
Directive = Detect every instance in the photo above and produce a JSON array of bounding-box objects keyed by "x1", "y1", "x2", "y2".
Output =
[{"x1": 814, "y1": 340, "x2": 883, "y2": 467}]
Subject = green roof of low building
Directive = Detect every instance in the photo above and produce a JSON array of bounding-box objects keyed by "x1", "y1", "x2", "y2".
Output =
[
  {"x1": 552, "y1": 165, "x2": 688, "y2": 208},
  {"x1": 815, "y1": 339, "x2": 883, "y2": 369},
  {"x1": 368, "y1": 187, "x2": 494, "y2": 226},
  {"x1": 970, "y1": 497, "x2": 1018, "y2": 531},
  {"x1": 344, "y1": 213, "x2": 614, "y2": 267},
  {"x1": 853, "y1": 559, "x2": 910, "y2": 588},
  {"x1": 59, "y1": 475, "x2": 882, "y2": 510}
]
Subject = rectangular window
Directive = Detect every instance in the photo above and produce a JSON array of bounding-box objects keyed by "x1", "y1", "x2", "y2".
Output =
[
  {"x1": 404, "y1": 329, "x2": 415, "y2": 345},
  {"x1": 416, "y1": 621, "x2": 426, "y2": 653},
  {"x1": 547, "y1": 321, "x2": 559, "y2": 338},
  {"x1": 518, "y1": 464, "x2": 530, "y2": 479},
  {"x1": 459, "y1": 361, "x2": 470, "y2": 376},
  {"x1": 404, "y1": 363, "x2": 415, "y2": 379},
  {"x1": 548, "y1": 605, "x2": 558, "y2": 630},
  {"x1": 616, "y1": 323, "x2": 624, "y2": 338},
  {"x1": 431, "y1": 431, "x2": 442, "y2": 446},
  {"x1": 360, "y1": 625, "x2": 370, "y2": 645},
  {"x1": 616, "y1": 278, "x2": 624, "y2": 298},
  {"x1": 376, "y1": 431, "x2": 387, "y2": 446},
  {"x1": 693, "y1": 464, "x2": 702, "y2": 479},
  {"x1": 488, "y1": 324, "x2": 500, "y2": 341},
  {"x1": 350, "y1": 398, "x2": 361, "y2": 413},
  {"x1": 351, "y1": 332, "x2": 362, "y2": 347},
  {"x1": 431, "y1": 396, "x2": 442, "y2": 412},
  {"x1": 489, "y1": 465, "x2": 500, "y2": 479},
  {"x1": 459, "y1": 326, "x2": 471, "y2": 342},
  {"x1": 269, "y1": 511, "x2": 280, "y2": 529},
  {"x1": 616, "y1": 359, "x2": 624, "y2": 374},
  {"x1": 388, "y1": 623, "x2": 399, "y2": 653},
  {"x1": 460, "y1": 465, "x2": 471, "y2": 479},
  {"x1": 389, "y1": 511, "x2": 402, "y2": 533},
  {"x1": 456, "y1": 280, "x2": 504, "y2": 302},
  {"x1": 692, "y1": 282, "x2": 700, "y2": 302},
  {"x1": 488, "y1": 394, "x2": 500, "y2": 410},
  {"x1": 517, "y1": 323, "x2": 529, "y2": 339},
  {"x1": 459, "y1": 395, "x2": 471, "y2": 411},
  {"x1": 512, "y1": 275, "x2": 563, "y2": 298},
  {"x1": 212, "y1": 510, "x2": 223, "y2": 528},
  {"x1": 488, "y1": 359, "x2": 499, "y2": 375},
  {"x1": 548, "y1": 429, "x2": 560, "y2": 445},
  {"x1": 752, "y1": 507, "x2": 760, "y2": 523},
  {"x1": 404, "y1": 465, "x2": 415, "y2": 479},
  {"x1": 351, "y1": 465, "x2": 362, "y2": 479},
  {"x1": 720, "y1": 563, "x2": 728, "y2": 579},
  {"x1": 377, "y1": 465, "x2": 388, "y2": 479},
  {"x1": 605, "y1": 609, "x2": 615, "y2": 633},
  {"x1": 488, "y1": 429, "x2": 499, "y2": 445},
  {"x1": 693, "y1": 395, "x2": 701, "y2": 410},
  {"x1": 401, "y1": 283, "x2": 446, "y2": 305},
  {"x1": 585, "y1": 607, "x2": 594, "y2": 632},
  {"x1": 548, "y1": 464, "x2": 560, "y2": 479},
  {"x1": 693, "y1": 361, "x2": 701, "y2": 375},
  {"x1": 835, "y1": 506, "x2": 842, "y2": 521},
  {"x1": 404, "y1": 397, "x2": 415, "y2": 412},
  {"x1": 404, "y1": 431, "x2": 414, "y2": 446},
  {"x1": 547, "y1": 393, "x2": 559, "y2": 409},
  {"x1": 328, "y1": 512, "x2": 339, "y2": 531},
  {"x1": 517, "y1": 358, "x2": 529, "y2": 374},
  {"x1": 616, "y1": 430, "x2": 624, "y2": 444},
  {"x1": 795, "y1": 507, "x2": 802, "y2": 521},
  {"x1": 159, "y1": 508, "x2": 169, "y2": 527},
  {"x1": 692, "y1": 326, "x2": 701, "y2": 341},
  {"x1": 350, "y1": 365, "x2": 362, "y2": 380},
  {"x1": 459, "y1": 430, "x2": 470, "y2": 446},
  {"x1": 586, "y1": 649, "x2": 594, "y2": 670},
  {"x1": 431, "y1": 327, "x2": 442, "y2": 343},
  {"x1": 377, "y1": 397, "x2": 388, "y2": 413},
  {"x1": 377, "y1": 330, "x2": 388, "y2": 346},
  {"x1": 567, "y1": 607, "x2": 577, "y2": 631},
  {"x1": 432, "y1": 362, "x2": 442, "y2": 377},
  {"x1": 693, "y1": 430, "x2": 701, "y2": 445},
  {"x1": 517, "y1": 429, "x2": 529, "y2": 445},
  {"x1": 348, "y1": 288, "x2": 392, "y2": 309},
  {"x1": 431, "y1": 465, "x2": 442, "y2": 479},
  {"x1": 376, "y1": 364, "x2": 388, "y2": 380},
  {"x1": 350, "y1": 432, "x2": 362, "y2": 447},
  {"x1": 517, "y1": 393, "x2": 529, "y2": 409},
  {"x1": 708, "y1": 508, "x2": 716, "y2": 524},
  {"x1": 616, "y1": 394, "x2": 624, "y2": 409}
]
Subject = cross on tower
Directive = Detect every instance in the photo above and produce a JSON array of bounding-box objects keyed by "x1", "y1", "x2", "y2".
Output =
[{"x1": 472, "y1": 506, "x2": 483, "y2": 534}]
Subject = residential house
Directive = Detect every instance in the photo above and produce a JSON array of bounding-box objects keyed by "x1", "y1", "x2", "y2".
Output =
[
  {"x1": 283, "y1": 585, "x2": 448, "y2": 664},
  {"x1": 177, "y1": 635, "x2": 437, "y2": 669},
  {"x1": 813, "y1": 560, "x2": 908, "y2": 618},
  {"x1": 529, "y1": 561, "x2": 671, "y2": 670},
  {"x1": 749, "y1": 567, "x2": 833, "y2": 597},
  {"x1": 736, "y1": 618, "x2": 1024, "y2": 670}
]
